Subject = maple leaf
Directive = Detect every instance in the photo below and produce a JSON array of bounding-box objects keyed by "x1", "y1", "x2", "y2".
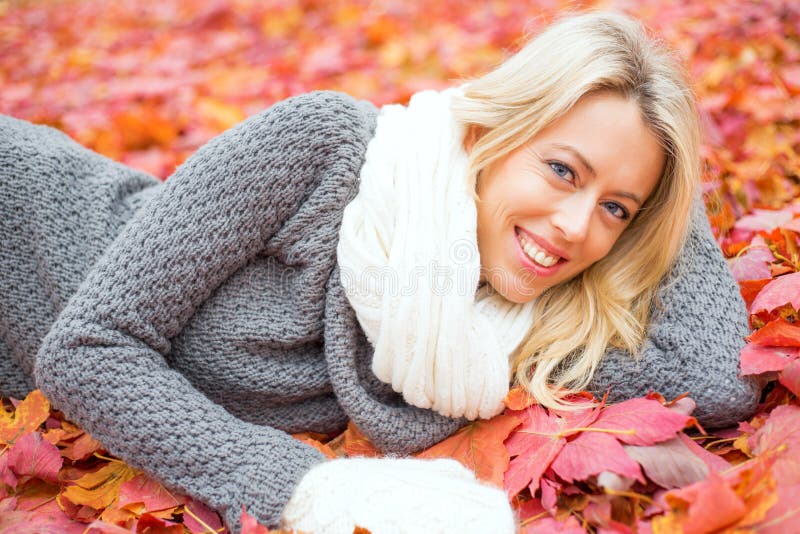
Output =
[
  {"x1": 652, "y1": 453, "x2": 778, "y2": 534},
  {"x1": 750, "y1": 271, "x2": 800, "y2": 315},
  {"x1": 739, "y1": 343, "x2": 799, "y2": 374},
  {"x1": 0, "y1": 449, "x2": 19, "y2": 489},
  {"x1": 239, "y1": 507, "x2": 271, "y2": 534},
  {"x1": 729, "y1": 236, "x2": 775, "y2": 281},
  {"x1": 739, "y1": 277, "x2": 773, "y2": 309},
  {"x1": 176, "y1": 495, "x2": 227, "y2": 534},
  {"x1": 504, "y1": 401, "x2": 600, "y2": 496},
  {"x1": 520, "y1": 514, "x2": 586, "y2": 534},
  {"x1": 0, "y1": 510, "x2": 86, "y2": 534},
  {"x1": 116, "y1": 473, "x2": 180, "y2": 514},
  {"x1": 416, "y1": 413, "x2": 521, "y2": 487},
  {"x1": 779, "y1": 359, "x2": 800, "y2": 397},
  {"x1": 290, "y1": 432, "x2": 338, "y2": 460},
  {"x1": 735, "y1": 208, "x2": 795, "y2": 233},
  {"x1": 0, "y1": 389, "x2": 50, "y2": 445},
  {"x1": 6, "y1": 431, "x2": 63, "y2": 484},
  {"x1": 550, "y1": 430, "x2": 644, "y2": 484},
  {"x1": 748, "y1": 483, "x2": 800, "y2": 532},
  {"x1": 61, "y1": 459, "x2": 138, "y2": 510},
  {"x1": 622, "y1": 434, "x2": 728, "y2": 490},
  {"x1": 341, "y1": 421, "x2": 381, "y2": 458},
  {"x1": 503, "y1": 386, "x2": 538, "y2": 410},
  {"x1": 747, "y1": 404, "x2": 800, "y2": 486},
  {"x1": 588, "y1": 397, "x2": 695, "y2": 446},
  {"x1": 748, "y1": 317, "x2": 800, "y2": 346}
]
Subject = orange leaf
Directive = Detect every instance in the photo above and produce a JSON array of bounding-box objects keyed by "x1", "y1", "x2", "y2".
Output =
[
  {"x1": 739, "y1": 278, "x2": 773, "y2": 309},
  {"x1": 503, "y1": 386, "x2": 537, "y2": 410},
  {"x1": 292, "y1": 432, "x2": 338, "y2": 460},
  {"x1": 117, "y1": 473, "x2": 180, "y2": 513},
  {"x1": 748, "y1": 318, "x2": 800, "y2": 347},
  {"x1": 416, "y1": 413, "x2": 521, "y2": 487},
  {"x1": 343, "y1": 421, "x2": 381, "y2": 458},
  {"x1": 61, "y1": 461, "x2": 138, "y2": 510},
  {"x1": 0, "y1": 389, "x2": 50, "y2": 445}
]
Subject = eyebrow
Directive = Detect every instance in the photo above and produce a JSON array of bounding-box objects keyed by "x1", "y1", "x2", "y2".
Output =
[{"x1": 549, "y1": 143, "x2": 644, "y2": 206}]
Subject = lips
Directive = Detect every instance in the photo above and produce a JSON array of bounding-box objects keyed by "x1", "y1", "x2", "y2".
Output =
[{"x1": 514, "y1": 227, "x2": 570, "y2": 262}]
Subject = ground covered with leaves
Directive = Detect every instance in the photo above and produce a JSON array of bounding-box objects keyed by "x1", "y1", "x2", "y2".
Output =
[{"x1": 1, "y1": 0, "x2": 799, "y2": 532}]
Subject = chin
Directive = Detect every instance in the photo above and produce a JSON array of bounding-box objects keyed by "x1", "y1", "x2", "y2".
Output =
[{"x1": 496, "y1": 285, "x2": 542, "y2": 304}]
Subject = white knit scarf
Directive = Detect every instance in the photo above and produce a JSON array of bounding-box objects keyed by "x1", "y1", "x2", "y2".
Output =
[{"x1": 336, "y1": 85, "x2": 537, "y2": 421}]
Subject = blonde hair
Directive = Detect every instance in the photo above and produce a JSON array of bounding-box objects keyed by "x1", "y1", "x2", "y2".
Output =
[{"x1": 450, "y1": 10, "x2": 700, "y2": 409}]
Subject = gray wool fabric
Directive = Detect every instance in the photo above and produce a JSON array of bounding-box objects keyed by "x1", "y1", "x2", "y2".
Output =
[{"x1": 0, "y1": 90, "x2": 760, "y2": 531}]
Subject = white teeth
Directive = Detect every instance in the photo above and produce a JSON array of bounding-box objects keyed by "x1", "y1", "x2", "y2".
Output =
[{"x1": 517, "y1": 231, "x2": 560, "y2": 267}]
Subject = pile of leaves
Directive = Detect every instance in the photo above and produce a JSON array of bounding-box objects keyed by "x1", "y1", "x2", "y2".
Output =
[{"x1": 2, "y1": 0, "x2": 800, "y2": 532}]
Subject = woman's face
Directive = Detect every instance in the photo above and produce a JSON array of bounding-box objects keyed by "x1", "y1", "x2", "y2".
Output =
[{"x1": 471, "y1": 91, "x2": 666, "y2": 304}]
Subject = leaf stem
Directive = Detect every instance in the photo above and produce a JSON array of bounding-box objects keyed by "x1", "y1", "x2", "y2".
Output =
[
  {"x1": 518, "y1": 511, "x2": 549, "y2": 527},
  {"x1": 603, "y1": 487, "x2": 654, "y2": 504},
  {"x1": 183, "y1": 504, "x2": 226, "y2": 533},
  {"x1": 520, "y1": 427, "x2": 636, "y2": 439}
]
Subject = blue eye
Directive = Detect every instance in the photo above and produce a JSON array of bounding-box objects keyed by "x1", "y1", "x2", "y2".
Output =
[
  {"x1": 549, "y1": 161, "x2": 576, "y2": 183},
  {"x1": 604, "y1": 202, "x2": 630, "y2": 220}
]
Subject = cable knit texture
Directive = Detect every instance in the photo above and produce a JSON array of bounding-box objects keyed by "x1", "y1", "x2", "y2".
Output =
[{"x1": 0, "y1": 90, "x2": 759, "y2": 531}]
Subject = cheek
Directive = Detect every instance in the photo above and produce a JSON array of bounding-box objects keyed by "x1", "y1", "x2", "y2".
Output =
[{"x1": 580, "y1": 227, "x2": 621, "y2": 265}]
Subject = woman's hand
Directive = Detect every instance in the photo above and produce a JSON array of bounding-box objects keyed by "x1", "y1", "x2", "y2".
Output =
[{"x1": 281, "y1": 457, "x2": 517, "y2": 533}]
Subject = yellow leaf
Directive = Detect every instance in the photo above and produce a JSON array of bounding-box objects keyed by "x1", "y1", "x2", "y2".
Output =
[
  {"x1": 0, "y1": 389, "x2": 50, "y2": 445},
  {"x1": 62, "y1": 461, "x2": 138, "y2": 510}
]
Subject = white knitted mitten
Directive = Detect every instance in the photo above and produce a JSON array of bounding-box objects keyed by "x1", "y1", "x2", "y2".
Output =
[{"x1": 280, "y1": 457, "x2": 517, "y2": 534}]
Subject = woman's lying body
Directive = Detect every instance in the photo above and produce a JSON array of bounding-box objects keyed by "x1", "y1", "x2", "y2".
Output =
[{"x1": 0, "y1": 10, "x2": 761, "y2": 534}]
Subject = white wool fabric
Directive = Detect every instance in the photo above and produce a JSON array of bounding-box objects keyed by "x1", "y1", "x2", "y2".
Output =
[
  {"x1": 336, "y1": 85, "x2": 537, "y2": 420},
  {"x1": 281, "y1": 457, "x2": 517, "y2": 534}
]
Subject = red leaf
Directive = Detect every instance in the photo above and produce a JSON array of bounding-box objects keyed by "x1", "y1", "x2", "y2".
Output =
[
  {"x1": 660, "y1": 472, "x2": 748, "y2": 533},
  {"x1": 7, "y1": 431, "x2": 63, "y2": 483},
  {"x1": 735, "y1": 208, "x2": 794, "y2": 232},
  {"x1": 753, "y1": 483, "x2": 800, "y2": 532},
  {"x1": 623, "y1": 435, "x2": 722, "y2": 489},
  {"x1": 180, "y1": 496, "x2": 227, "y2": 534},
  {"x1": 590, "y1": 398, "x2": 692, "y2": 446},
  {"x1": 118, "y1": 473, "x2": 180, "y2": 513},
  {"x1": 520, "y1": 514, "x2": 586, "y2": 534},
  {"x1": 550, "y1": 431, "x2": 644, "y2": 484},
  {"x1": 135, "y1": 513, "x2": 183, "y2": 533},
  {"x1": 748, "y1": 318, "x2": 800, "y2": 346},
  {"x1": 730, "y1": 237, "x2": 774, "y2": 282},
  {"x1": 748, "y1": 404, "x2": 800, "y2": 486},
  {"x1": 739, "y1": 343, "x2": 798, "y2": 374},
  {"x1": 778, "y1": 357, "x2": 800, "y2": 397},
  {"x1": 739, "y1": 278, "x2": 773, "y2": 309},
  {"x1": 677, "y1": 433, "x2": 731, "y2": 473},
  {"x1": 240, "y1": 507, "x2": 271, "y2": 534},
  {"x1": 750, "y1": 271, "x2": 800, "y2": 314},
  {"x1": 84, "y1": 520, "x2": 136, "y2": 534},
  {"x1": 0, "y1": 510, "x2": 86, "y2": 534},
  {"x1": 503, "y1": 405, "x2": 569, "y2": 497},
  {"x1": 0, "y1": 450, "x2": 18, "y2": 489}
]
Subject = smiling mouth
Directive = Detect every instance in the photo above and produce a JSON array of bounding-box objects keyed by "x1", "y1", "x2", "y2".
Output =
[{"x1": 515, "y1": 229, "x2": 564, "y2": 268}]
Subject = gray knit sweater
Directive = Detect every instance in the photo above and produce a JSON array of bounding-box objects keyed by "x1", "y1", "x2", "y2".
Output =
[{"x1": 0, "y1": 90, "x2": 760, "y2": 532}]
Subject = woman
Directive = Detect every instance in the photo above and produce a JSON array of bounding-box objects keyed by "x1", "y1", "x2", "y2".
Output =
[{"x1": 0, "y1": 10, "x2": 760, "y2": 534}]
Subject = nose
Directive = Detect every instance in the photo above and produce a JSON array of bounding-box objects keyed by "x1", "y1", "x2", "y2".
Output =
[{"x1": 551, "y1": 193, "x2": 594, "y2": 243}]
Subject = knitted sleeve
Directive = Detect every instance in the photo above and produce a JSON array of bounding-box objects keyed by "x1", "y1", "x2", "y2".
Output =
[
  {"x1": 33, "y1": 91, "x2": 367, "y2": 533},
  {"x1": 587, "y1": 191, "x2": 762, "y2": 429}
]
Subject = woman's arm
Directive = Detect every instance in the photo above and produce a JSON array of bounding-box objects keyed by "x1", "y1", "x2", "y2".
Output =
[
  {"x1": 33, "y1": 91, "x2": 373, "y2": 533},
  {"x1": 588, "y1": 191, "x2": 762, "y2": 428}
]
